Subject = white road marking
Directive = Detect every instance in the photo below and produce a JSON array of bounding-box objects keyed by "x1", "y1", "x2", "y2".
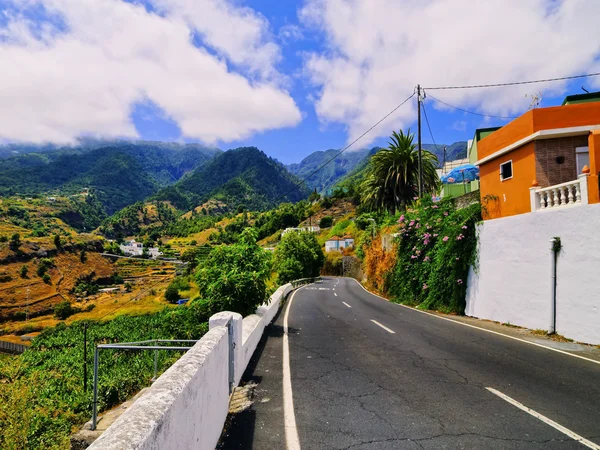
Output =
[
  {"x1": 350, "y1": 278, "x2": 600, "y2": 367},
  {"x1": 283, "y1": 288, "x2": 303, "y2": 450},
  {"x1": 334, "y1": 293, "x2": 337, "y2": 297},
  {"x1": 370, "y1": 319, "x2": 396, "y2": 334},
  {"x1": 342, "y1": 302, "x2": 352, "y2": 308},
  {"x1": 486, "y1": 388, "x2": 600, "y2": 449}
]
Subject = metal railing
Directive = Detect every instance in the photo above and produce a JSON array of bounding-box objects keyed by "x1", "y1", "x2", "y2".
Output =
[
  {"x1": 291, "y1": 276, "x2": 322, "y2": 288},
  {"x1": 91, "y1": 339, "x2": 199, "y2": 430},
  {"x1": 0, "y1": 340, "x2": 27, "y2": 354}
]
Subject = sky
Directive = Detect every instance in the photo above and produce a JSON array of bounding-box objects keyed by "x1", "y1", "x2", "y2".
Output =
[{"x1": 1, "y1": 0, "x2": 600, "y2": 164}]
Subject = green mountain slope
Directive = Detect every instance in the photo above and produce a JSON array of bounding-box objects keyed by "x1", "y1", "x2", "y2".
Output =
[
  {"x1": 0, "y1": 142, "x2": 221, "y2": 213},
  {"x1": 154, "y1": 147, "x2": 309, "y2": 211},
  {"x1": 332, "y1": 141, "x2": 468, "y2": 193},
  {"x1": 287, "y1": 147, "x2": 374, "y2": 193}
]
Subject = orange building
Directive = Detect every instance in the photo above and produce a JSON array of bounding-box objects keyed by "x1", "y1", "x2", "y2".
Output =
[{"x1": 476, "y1": 98, "x2": 600, "y2": 220}]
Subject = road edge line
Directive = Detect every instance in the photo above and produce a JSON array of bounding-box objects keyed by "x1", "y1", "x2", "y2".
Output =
[
  {"x1": 370, "y1": 319, "x2": 396, "y2": 334},
  {"x1": 486, "y1": 387, "x2": 600, "y2": 449},
  {"x1": 283, "y1": 287, "x2": 303, "y2": 450},
  {"x1": 350, "y1": 278, "x2": 600, "y2": 366}
]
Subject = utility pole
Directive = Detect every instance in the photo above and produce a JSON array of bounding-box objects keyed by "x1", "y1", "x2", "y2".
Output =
[
  {"x1": 443, "y1": 146, "x2": 447, "y2": 170},
  {"x1": 417, "y1": 85, "x2": 424, "y2": 197},
  {"x1": 83, "y1": 323, "x2": 88, "y2": 392}
]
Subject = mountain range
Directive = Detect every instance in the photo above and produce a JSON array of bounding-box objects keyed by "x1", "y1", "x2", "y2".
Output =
[
  {"x1": 0, "y1": 139, "x2": 468, "y2": 230},
  {"x1": 153, "y1": 147, "x2": 308, "y2": 212},
  {"x1": 0, "y1": 141, "x2": 220, "y2": 214}
]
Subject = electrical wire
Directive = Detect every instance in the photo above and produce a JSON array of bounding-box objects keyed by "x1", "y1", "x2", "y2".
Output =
[
  {"x1": 421, "y1": 102, "x2": 444, "y2": 168},
  {"x1": 421, "y1": 101, "x2": 442, "y2": 153},
  {"x1": 277, "y1": 91, "x2": 417, "y2": 202},
  {"x1": 425, "y1": 93, "x2": 517, "y2": 120},
  {"x1": 424, "y1": 71, "x2": 600, "y2": 91}
]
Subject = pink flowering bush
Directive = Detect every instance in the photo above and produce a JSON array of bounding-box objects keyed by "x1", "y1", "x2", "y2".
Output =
[{"x1": 386, "y1": 197, "x2": 481, "y2": 314}]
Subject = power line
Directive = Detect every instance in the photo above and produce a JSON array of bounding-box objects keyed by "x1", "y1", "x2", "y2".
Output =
[
  {"x1": 425, "y1": 93, "x2": 517, "y2": 120},
  {"x1": 278, "y1": 91, "x2": 417, "y2": 202},
  {"x1": 421, "y1": 102, "x2": 441, "y2": 154},
  {"x1": 424, "y1": 71, "x2": 600, "y2": 91}
]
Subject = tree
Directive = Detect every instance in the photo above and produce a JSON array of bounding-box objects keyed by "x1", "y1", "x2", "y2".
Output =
[
  {"x1": 9, "y1": 233, "x2": 21, "y2": 251},
  {"x1": 164, "y1": 285, "x2": 180, "y2": 303},
  {"x1": 308, "y1": 188, "x2": 320, "y2": 203},
  {"x1": 54, "y1": 301, "x2": 75, "y2": 320},
  {"x1": 54, "y1": 234, "x2": 62, "y2": 250},
  {"x1": 273, "y1": 231, "x2": 325, "y2": 284},
  {"x1": 20, "y1": 265, "x2": 28, "y2": 278},
  {"x1": 319, "y1": 216, "x2": 333, "y2": 228},
  {"x1": 360, "y1": 129, "x2": 439, "y2": 213},
  {"x1": 196, "y1": 228, "x2": 271, "y2": 316},
  {"x1": 42, "y1": 273, "x2": 51, "y2": 284},
  {"x1": 124, "y1": 282, "x2": 133, "y2": 292},
  {"x1": 80, "y1": 249, "x2": 87, "y2": 263}
]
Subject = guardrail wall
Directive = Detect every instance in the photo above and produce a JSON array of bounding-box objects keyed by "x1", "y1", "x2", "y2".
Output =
[{"x1": 88, "y1": 279, "x2": 315, "y2": 450}]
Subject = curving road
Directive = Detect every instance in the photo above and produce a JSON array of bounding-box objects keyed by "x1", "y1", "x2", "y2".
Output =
[{"x1": 220, "y1": 277, "x2": 600, "y2": 450}]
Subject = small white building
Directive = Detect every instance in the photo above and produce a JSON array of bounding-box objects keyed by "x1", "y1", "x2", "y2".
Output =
[
  {"x1": 325, "y1": 235, "x2": 354, "y2": 252},
  {"x1": 120, "y1": 239, "x2": 144, "y2": 256},
  {"x1": 281, "y1": 226, "x2": 321, "y2": 237},
  {"x1": 119, "y1": 240, "x2": 163, "y2": 259}
]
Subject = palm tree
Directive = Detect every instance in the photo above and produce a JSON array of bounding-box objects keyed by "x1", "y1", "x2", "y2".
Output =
[{"x1": 360, "y1": 129, "x2": 439, "y2": 213}]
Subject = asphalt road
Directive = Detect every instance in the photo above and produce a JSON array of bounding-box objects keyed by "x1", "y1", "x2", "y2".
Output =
[{"x1": 220, "y1": 277, "x2": 600, "y2": 450}]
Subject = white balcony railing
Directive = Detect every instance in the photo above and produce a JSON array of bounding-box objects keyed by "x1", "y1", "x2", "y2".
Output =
[{"x1": 530, "y1": 173, "x2": 589, "y2": 212}]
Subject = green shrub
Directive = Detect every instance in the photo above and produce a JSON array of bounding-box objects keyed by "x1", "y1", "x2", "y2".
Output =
[
  {"x1": 42, "y1": 273, "x2": 51, "y2": 284},
  {"x1": 20, "y1": 265, "x2": 28, "y2": 278},
  {"x1": 273, "y1": 230, "x2": 325, "y2": 284},
  {"x1": 0, "y1": 235, "x2": 8, "y2": 243},
  {"x1": 387, "y1": 198, "x2": 481, "y2": 314},
  {"x1": 9, "y1": 233, "x2": 20, "y2": 251},
  {"x1": 319, "y1": 216, "x2": 333, "y2": 228},
  {"x1": 164, "y1": 285, "x2": 180, "y2": 303},
  {"x1": 54, "y1": 301, "x2": 77, "y2": 320},
  {"x1": 196, "y1": 228, "x2": 271, "y2": 316}
]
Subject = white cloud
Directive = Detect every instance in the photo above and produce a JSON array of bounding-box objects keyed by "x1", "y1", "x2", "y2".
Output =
[
  {"x1": 301, "y1": 0, "x2": 600, "y2": 145},
  {"x1": 0, "y1": 0, "x2": 301, "y2": 144},
  {"x1": 279, "y1": 24, "x2": 304, "y2": 44},
  {"x1": 150, "y1": 0, "x2": 281, "y2": 80},
  {"x1": 450, "y1": 120, "x2": 467, "y2": 133}
]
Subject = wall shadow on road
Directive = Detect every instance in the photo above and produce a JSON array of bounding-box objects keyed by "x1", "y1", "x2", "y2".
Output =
[{"x1": 217, "y1": 304, "x2": 292, "y2": 449}]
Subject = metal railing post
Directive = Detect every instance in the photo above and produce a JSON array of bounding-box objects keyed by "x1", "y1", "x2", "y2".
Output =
[
  {"x1": 153, "y1": 348, "x2": 158, "y2": 382},
  {"x1": 92, "y1": 346, "x2": 99, "y2": 430},
  {"x1": 227, "y1": 318, "x2": 234, "y2": 394}
]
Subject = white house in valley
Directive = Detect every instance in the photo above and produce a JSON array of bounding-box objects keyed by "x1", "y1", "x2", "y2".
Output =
[
  {"x1": 281, "y1": 226, "x2": 321, "y2": 237},
  {"x1": 325, "y1": 235, "x2": 354, "y2": 252},
  {"x1": 119, "y1": 240, "x2": 163, "y2": 259}
]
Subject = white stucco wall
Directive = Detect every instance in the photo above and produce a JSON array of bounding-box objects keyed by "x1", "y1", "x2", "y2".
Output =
[
  {"x1": 88, "y1": 326, "x2": 230, "y2": 450},
  {"x1": 89, "y1": 282, "x2": 294, "y2": 450},
  {"x1": 466, "y1": 203, "x2": 600, "y2": 344}
]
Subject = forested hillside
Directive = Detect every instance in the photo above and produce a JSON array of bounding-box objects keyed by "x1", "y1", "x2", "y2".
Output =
[
  {"x1": 154, "y1": 147, "x2": 309, "y2": 212},
  {"x1": 287, "y1": 147, "x2": 375, "y2": 193},
  {"x1": 287, "y1": 142, "x2": 467, "y2": 194},
  {"x1": 0, "y1": 142, "x2": 220, "y2": 214}
]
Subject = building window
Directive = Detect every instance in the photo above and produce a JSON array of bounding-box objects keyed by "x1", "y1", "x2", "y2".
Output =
[
  {"x1": 500, "y1": 160, "x2": 513, "y2": 181},
  {"x1": 576, "y1": 146, "x2": 589, "y2": 174}
]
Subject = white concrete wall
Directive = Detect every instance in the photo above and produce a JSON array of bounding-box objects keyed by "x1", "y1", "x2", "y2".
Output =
[
  {"x1": 88, "y1": 327, "x2": 230, "y2": 450},
  {"x1": 466, "y1": 203, "x2": 600, "y2": 344},
  {"x1": 89, "y1": 282, "x2": 294, "y2": 450}
]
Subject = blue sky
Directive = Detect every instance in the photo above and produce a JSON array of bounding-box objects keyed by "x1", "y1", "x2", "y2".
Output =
[{"x1": 1, "y1": 0, "x2": 599, "y2": 164}]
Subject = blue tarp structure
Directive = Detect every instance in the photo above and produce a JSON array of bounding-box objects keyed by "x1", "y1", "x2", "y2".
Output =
[{"x1": 440, "y1": 164, "x2": 479, "y2": 184}]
